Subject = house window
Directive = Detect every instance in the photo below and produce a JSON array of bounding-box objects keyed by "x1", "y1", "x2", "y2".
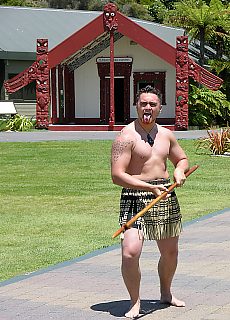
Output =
[
  {"x1": 8, "y1": 74, "x2": 36, "y2": 101},
  {"x1": 133, "y1": 72, "x2": 166, "y2": 105}
]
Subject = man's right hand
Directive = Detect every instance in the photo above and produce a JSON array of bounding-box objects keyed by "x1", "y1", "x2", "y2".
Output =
[{"x1": 150, "y1": 184, "x2": 170, "y2": 198}]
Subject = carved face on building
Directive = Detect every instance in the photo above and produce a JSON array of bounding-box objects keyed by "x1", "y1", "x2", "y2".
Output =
[
  {"x1": 103, "y1": 3, "x2": 118, "y2": 31},
  {"x1": 36, "y1": 39, "x2": 48, "y2": 71},
  {"x1": 37, "y1": 39, "x2": 48, "y2": 54},
  {"x1": 176, "y1": 75, "x2": 189, "y2": 91},
  {"x1": 176, "y1": 36, "x2": 188, "y2": 52},
  {"x1": 37, "y1": 79, "x2": 49, "y2": 94},
  {"x1": 177, "y1": 51, "x2": 188, "y2": 68}
]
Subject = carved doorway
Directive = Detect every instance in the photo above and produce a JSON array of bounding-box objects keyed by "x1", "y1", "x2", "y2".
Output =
[
  {"x1": 104, "y1": 77, "x2": 125, "y2": 124},
  {"x1": 97, "y1": 58, "x2": 132, "y2": 125}
]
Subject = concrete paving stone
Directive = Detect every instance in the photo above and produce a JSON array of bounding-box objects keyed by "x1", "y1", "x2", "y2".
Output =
[
  {"x1": 202, "y1": 314, "x2": 230, "y2": 320},
  {"x1": 20, "y1": 307, "x2": 96, "y2": 320},
  {"x1": 0, "y1": 312, "x2": 16, "y2": 320},
  {"x1": 186, "y1": 292, "x2": 230, "y2": 307},
  {"x1": 174, "y1": 305, "x2": 221, "y2": 320},
  {"x1": 0, "y1": 297, "x2": 34, "y2": 311}
]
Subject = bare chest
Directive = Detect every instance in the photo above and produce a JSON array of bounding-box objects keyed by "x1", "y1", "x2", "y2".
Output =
[{"x1": 132, "y1": 134, "x2": 170, "y2": 162}]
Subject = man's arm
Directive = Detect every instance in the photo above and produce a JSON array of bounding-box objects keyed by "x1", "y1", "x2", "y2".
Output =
[
  {"x1": 111, "y1": 132, "x2": 168, "y2": 196},
  {"x1": 168, "y1": 133, "x2": 189, "y2": 187}
]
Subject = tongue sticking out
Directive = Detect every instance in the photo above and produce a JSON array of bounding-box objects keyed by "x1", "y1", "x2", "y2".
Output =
[{"x1": 143, "y1": 114, "x2": 151, "y2": 124}]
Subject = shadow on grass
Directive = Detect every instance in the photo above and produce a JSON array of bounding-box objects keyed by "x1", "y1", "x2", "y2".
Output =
[{"x1": 91, "y1": 299, "x2": 169, "y2": 318}]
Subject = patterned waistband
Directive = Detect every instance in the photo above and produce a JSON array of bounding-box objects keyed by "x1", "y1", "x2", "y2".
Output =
[
  {"x1": 122, "y1": 178, "x2": 174, "y2": 195},
  {"x1": 146, "y1": 178, "x2": 170, "y2": 185},
  {"x1": 122, "y1": 178, "x2": 171, "y2": 193}
]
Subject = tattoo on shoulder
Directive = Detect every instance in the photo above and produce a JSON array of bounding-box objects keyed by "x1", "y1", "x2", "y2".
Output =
[{"x1": 112, "y1": 139, "x2": 132, "y2": 162}]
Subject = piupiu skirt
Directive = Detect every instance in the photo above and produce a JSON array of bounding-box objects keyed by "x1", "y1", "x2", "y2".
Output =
[{"x1": 119, "y1": 178, "x2": 182, "y2": 240}]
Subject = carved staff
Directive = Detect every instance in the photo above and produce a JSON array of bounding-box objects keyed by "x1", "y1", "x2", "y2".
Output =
[{"x1": 112, "y1": 165, "x2": 199, "y2": 239}]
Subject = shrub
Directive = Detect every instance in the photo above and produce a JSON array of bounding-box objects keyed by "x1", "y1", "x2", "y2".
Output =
[
  {"x1": 3, "y1": 114, "x2": 35, "y2": 132},
  {"x1": 188, "y1": 84, "x2": 230, "y2": 128},
  {"x1": 196, "y1": 128, "x2": 230, "y2": 155},
  {"x1": 0, "y1": 119, "x2": 8, "y2": 131}
]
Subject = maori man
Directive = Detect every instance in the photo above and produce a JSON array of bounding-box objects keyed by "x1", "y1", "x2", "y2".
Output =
[{"x1": 111, "y1": 85, "x2": 189, "y2": 318}]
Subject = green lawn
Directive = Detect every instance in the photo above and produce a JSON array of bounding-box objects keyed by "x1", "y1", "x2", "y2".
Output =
[{"x1": 0, "y1": 140, "x2": 229, "y2": 282}]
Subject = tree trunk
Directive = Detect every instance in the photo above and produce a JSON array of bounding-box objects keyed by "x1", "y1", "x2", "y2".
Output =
[{"x1": 199, "y1": 27, "x2": 205, "y2": 67}]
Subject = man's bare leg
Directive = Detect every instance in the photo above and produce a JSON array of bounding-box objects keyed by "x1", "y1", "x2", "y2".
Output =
[
  {"x1": 157, "y1": 236, "x2": 185, "y2": 307},
  {"x1": 121, "y1": 228, "x2": 144, "y2": 318}
]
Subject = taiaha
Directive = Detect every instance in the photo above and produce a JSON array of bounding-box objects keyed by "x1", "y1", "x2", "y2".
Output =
[{"x1": 112, "y1": 165, "x2": 199, "y2": 239}]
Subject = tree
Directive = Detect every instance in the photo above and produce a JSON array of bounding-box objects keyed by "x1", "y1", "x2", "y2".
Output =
[
  {"x1": 88, "y1": 0, "x2": 107, "y2": 11},
  {"x1": 208, "y1": 0, "x2": 230, "y2": 61},
  {"x1": 164, "y1": 0, "x2": 229, "y2": 67},
  {"x1": 140, "y1": 0, "x2": 168, "y2": 23},
  {"x1": 117, "y1": 0, "x2": 152, "y2": 20},
  {"x1": 47, "y1": 0, "x2": 76, "y2": 9},
  {"x1": 0, "y1": 0, "x2": 33, "y2": 5}
]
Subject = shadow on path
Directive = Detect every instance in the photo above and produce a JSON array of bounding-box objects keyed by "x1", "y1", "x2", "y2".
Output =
[{"x1": 91, "y1": 299, "x2": 169, "y2": 318}]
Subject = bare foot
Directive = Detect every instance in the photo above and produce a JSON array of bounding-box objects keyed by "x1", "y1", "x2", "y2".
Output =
[
  {"x1": 125, "y1": 299, "x2": 140, "y2": 319},
  {"x1": 161, "y1": 294, "x2": 185, "y2": 307}
]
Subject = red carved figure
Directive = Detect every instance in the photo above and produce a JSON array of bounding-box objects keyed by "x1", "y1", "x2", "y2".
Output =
[
  {"x1": 36, "y1": 39, "x2": 50, "y2": 128},
  {"x1": 176, "y1": 75, "x2": 189, "y2": 93},
  {"x1": 176, "y1": 51, "x2": 188, "y2": 73},
  {"x1": 37, "y1": 39, "x2": 48, "y2": 55},
  {"x1": 175, "y1": 36, "x2": 189, "y2": 130},
  {"x1": 37, "y1": 39, "x2": 49, "y2": 74},
  {"x1": 176, "y1": 36, "x2": 188, "y2": 52},
  {"x1": 103, "y1": 3, "x2": 118, "y2": 31},
  {"x1": 36, "y1": 79, "x2": 49, "y2": 111}
]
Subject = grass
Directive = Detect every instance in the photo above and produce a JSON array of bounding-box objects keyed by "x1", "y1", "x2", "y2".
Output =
[{"x1": 0, "y1": 139, "x2": 229, "y2": 282}]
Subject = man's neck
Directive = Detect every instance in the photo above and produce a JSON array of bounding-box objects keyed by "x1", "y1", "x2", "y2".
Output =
[{"x1": 137, "y1": 119, "x2": 156, "y2": 134}]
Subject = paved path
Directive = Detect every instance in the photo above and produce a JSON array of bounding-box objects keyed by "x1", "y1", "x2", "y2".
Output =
[
  {"x1": 0, "y1": 129, "x2": 209, "y2": 142},
  {"x1": 0, "y1": 208, "x2": 229, "y2": 320}
]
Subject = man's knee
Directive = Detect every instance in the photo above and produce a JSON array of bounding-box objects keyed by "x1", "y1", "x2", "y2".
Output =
[
  {"x1": 161, "y1": 247, "x2": 178, "y2": 260},
  {"x1": 122, "y1": 246, "x2": 141, "y2": 260}
]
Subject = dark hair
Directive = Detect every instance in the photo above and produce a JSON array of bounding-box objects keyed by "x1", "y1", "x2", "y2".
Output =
[{"x1": 136, "y1": 85, "x2": 162, "y2": 104}]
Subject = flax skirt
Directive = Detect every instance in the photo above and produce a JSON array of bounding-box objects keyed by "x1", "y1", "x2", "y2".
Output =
[{"x1": 119, "y1": 178, "x2": 182, "y2": 240}]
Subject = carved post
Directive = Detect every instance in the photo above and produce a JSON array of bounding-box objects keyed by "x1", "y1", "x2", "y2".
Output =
[
  {"x1": 175, "y1": 36, "x2": 189, "y2": 130},
  {"x1": 36, "y1": 39, "x2": 50, "y2": 129},
  {"x1": 103, "y1": 3, "x2": 118, "y2": 129}
]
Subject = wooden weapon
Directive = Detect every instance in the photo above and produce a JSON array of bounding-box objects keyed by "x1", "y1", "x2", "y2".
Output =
[{"x1": 112, "y1": 165, "x2": 199, "y2": 239}]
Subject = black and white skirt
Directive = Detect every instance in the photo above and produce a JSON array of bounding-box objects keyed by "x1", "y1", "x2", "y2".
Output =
[{"x1": 119, "y1": 178, "x2": 182, "y2": 240}]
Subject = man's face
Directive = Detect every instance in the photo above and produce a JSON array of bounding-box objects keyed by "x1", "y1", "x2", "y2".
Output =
[{"x1": 137, "y1": 92, "x2": 161, "y2": 124}]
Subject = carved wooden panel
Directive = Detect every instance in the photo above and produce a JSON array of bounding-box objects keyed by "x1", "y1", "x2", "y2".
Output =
[
  {"x1": 36, "y1": 39, "x2": 50, "y2": 129},
  {"x1": 188, "y1": 58, "x2": 223, "y2": 90},
  {"x1": 175, "y1": 36, "x2": 189, "y2": 130}
]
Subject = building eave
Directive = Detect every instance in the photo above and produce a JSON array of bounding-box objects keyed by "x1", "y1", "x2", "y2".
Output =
[{"x1": 0, "y1": 51, "x2": 36, "y2": 60}]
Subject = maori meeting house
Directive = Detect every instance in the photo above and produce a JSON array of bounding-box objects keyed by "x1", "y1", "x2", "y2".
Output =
[{"x1": 1, "y1": 3, "x2": 223, "y2": 131}]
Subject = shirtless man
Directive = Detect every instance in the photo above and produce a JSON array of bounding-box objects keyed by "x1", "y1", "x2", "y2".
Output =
[{"x1": 111, "y1": 85, "x2": 189, "y2": 319}]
